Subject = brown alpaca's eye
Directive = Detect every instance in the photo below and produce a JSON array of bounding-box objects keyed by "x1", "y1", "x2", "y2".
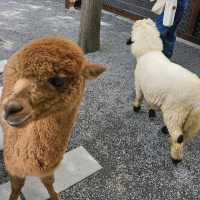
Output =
[{"x1": 48, "y1": 76, "x2": 65, "y2": 88}]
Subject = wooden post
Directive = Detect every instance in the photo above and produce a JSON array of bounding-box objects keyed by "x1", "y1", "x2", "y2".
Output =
[{"x1": 79, "y1": 0, "x2": 103, "y2": 53}]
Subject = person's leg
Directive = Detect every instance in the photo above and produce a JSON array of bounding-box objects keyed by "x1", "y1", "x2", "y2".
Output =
[
  {"x1": 156, "y1": 0, "x2": 189, "y2": 58},
  {"x1": 162, "y1": 0, "x2": 189, "y2": 57},
  {"x1": 162, "y1": 32, "x2": 176, "y2": 58},
  {"x1": 156, "y1": 13, "x2": 171, "y2": 57}
]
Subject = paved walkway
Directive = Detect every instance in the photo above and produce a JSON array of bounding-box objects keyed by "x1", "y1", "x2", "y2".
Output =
[{"x1": 0, "y1": 0, "x2": 200, "y2": 199}]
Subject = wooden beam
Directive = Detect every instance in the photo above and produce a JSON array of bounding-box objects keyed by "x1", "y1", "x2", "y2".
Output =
[
  {"x1": 177, "y1": 32, "x2": 200, "y2": 45},
  {"x1": 103, "y1": 4, "x2": 143, "y2": 21},
  {"x1": 103, "y1": 2, "x2": 200, "y2": 45}
]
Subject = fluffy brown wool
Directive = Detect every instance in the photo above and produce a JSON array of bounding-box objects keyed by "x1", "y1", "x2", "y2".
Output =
[{"x1": 0, "y1": 36, "x2": 105, "y2": 200}]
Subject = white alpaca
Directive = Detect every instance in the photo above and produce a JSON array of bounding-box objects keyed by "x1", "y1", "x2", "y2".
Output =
[{"x1": 130, "y1": 18, "x2": 200, "y2": 163}]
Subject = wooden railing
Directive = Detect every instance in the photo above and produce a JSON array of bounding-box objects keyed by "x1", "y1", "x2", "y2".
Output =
[
  {"x1": 103, "y1": 0, "x2": 200, "y2": 44},
  {"x1": 65, "y1": 0, "x2": 200, "y2": 44},
  {"x1": 179, "y1": 0, "x2": 200, "y2": 44}
]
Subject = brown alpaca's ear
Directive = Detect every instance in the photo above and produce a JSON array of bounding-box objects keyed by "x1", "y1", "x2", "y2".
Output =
[{"x1": 82, "y1": 63, "x2": 106, "y2": 80}]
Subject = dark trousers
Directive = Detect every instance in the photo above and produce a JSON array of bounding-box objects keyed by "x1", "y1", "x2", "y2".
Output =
[{"x1": 156, "y1": 0, "x2": 188, "y2": 58}]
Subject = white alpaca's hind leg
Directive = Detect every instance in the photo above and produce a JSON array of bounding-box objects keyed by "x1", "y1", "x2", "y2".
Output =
[
  {"x1": 147, "y1": 104, "x2": 157, "y2": 119},
  {"x1": 162, "y1": 110, "x2": 188, "y2": 164},
  {"x1": 133, "y1": 80, "x2": 143, "y2": 112},
  {"x1": 168, "y1": 128, "x2": 184, "y2": 164}
]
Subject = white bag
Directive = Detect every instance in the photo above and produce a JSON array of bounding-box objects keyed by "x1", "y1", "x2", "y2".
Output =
[
  {"x1": 163, "y1": 0, "x2": 177, "y2": 27},
  {"x1": 151, "y1": 0, "x2": 177, "y2": 27},
  {"x1": 152, "y1": 0, "x2": 166, "y2": 15}
]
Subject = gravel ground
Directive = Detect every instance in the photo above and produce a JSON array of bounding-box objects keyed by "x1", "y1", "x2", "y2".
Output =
[{"x1": 0, "y1": 0, "x2": 200, "y2": 199}]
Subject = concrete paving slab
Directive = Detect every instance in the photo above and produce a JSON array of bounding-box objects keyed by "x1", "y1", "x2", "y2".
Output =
[
  {"x1": 0, "y1": 84, "x2": 3, "y2": 150},
  {"x1": 0, "y1": 182, "x2": 21, "y2": 200},
  {"x1": 0, "y1": 59, "x2": 5, "y2": 150},
  {"x1": 0, "y1": 59, "x2": 6, "y2": 73},
  {"x1": 0, "y1": 126, "x2": 3, "y2": 150}
]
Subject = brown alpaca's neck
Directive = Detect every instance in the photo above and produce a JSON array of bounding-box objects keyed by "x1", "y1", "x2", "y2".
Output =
[
  {"x1": 33, "y1": 107, "x2": 79, "y2": 140},
  {"x1": 3, "y1": 107, "x2": 80, "y2": 177},
  {"x1": 6, "y1": 107, "x2": 79, "y2": 151}
]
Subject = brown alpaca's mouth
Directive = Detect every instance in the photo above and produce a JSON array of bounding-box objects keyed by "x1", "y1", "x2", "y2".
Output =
[{"x1": 6, "y1": 114, "x2": 32, "y2": 127}]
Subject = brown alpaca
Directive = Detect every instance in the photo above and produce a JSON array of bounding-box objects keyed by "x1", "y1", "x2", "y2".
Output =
[{"x1": 0, "y1": 36, "x2": 105, "y2": 200}]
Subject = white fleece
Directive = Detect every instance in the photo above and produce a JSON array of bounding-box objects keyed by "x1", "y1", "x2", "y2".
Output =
[
  {"x1": 136, "y1": 51, "x2": 200, "y2": 111},
  {"x1": 131, "y1": 19, "x2": 200, "y2": 160}
]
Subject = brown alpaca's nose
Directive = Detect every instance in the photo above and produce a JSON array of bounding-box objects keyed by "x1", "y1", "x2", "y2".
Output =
[{"x1": 4, "y1": 101, "x2": 23, "y2": 119}]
